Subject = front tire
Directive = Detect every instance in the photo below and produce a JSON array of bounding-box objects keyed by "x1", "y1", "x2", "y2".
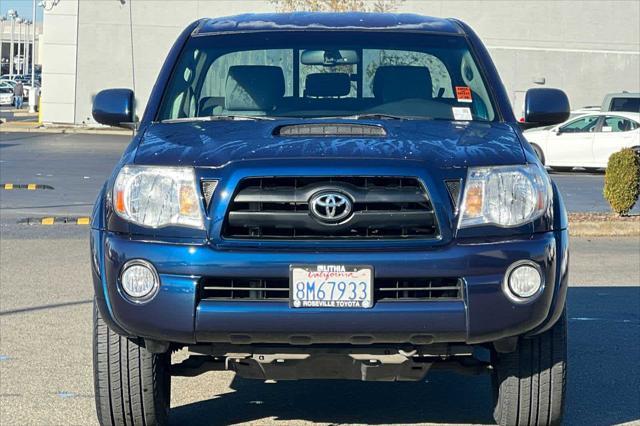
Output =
[
  {"x1": 492, "y1": 311, "x2": 567, "y2": 426},
  {"x1": 531, "y1": 144, "x2": 545, "y2": 165},
  {"x1": 93, "y1": 300, "x2": 171, "y2": 426}
]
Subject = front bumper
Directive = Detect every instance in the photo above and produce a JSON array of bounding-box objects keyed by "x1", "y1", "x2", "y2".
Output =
[{"x1": 92, "y1": 229, "x2": 569, "y2": 346}]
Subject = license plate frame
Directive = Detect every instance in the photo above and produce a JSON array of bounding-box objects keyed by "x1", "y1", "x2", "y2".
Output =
[{"x1": 289, "y1": 264, "x2": 374, "y2": 309}]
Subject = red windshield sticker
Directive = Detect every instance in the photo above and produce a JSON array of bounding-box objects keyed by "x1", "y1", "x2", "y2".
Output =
[{"x1": 456, "y1": 86, "x2": 473, "y2": 103}]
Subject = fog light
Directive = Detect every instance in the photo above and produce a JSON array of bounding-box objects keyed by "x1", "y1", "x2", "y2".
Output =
[
  {"x1": 504, "y1": 261, "x2": 543, "y2": 301},
  {"x1": 120, "y1": 260, "x2": 159, "y2": 302}
]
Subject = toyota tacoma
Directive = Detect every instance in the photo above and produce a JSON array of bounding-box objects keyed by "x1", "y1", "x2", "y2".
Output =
[{"x1": 90, "y1": 12, "x2": 571, "y2": 426}]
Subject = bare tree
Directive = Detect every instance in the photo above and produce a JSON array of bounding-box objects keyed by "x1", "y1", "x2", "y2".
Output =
[{"x1": 270, "y1": 0, "x2": 403, "y2": 13}]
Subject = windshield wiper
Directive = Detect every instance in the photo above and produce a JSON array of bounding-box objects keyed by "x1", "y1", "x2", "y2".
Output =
[
  {"x1": 351, "y1": 113, "x2": 410, "y2": 120},
  {"x1": 334, "y1": 113, "x2": 432, "y2": 121},
  {"x1": 161, "y1": 115, "x2": 275, "y2": 123}
]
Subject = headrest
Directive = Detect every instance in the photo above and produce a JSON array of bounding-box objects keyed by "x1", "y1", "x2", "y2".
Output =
[
  {"x1": 305, "y1": 73, "x2": 351, "y2": 97},
  {"x1": 372, "y1": 66, "x2": 433, "y2": 102},
  {"x1": 198, "y1": 97, "x2": 223, "y2": 117},
  {"x1": 225, "y1": 65, "x2": 285, "y2": 111}
]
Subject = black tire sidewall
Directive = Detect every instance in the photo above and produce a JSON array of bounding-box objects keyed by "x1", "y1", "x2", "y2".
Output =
[
  {"x1": 492, "y1": 311, "x2": 567, "y2": 426},
  {"x1": 531, "y1": 144, "x2": 545, "y2": 165},
  {"x1": 93, "y1": 299, "x2": 171, "y2": 426}
]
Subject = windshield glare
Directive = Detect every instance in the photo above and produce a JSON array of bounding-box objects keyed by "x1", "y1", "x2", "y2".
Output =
[{"x1": 157, "y1": 32, "x2": 496, "y2": 122}]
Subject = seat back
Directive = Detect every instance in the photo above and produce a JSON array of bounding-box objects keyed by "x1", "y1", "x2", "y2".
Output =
[
  {"x1": 224, "y1": 65, "x2": 285, "y2": 113},
  {"x1": 372, "y1": 66, "x2": 433, "y2": 103},
  {"x1": 304, "y1": 73, "x2": 351, "y2": 98}
]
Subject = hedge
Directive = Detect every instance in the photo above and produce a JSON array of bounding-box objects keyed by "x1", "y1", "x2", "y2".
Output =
[{"x1": 603, "y1": 148, "x2": 640, "y2": 215}]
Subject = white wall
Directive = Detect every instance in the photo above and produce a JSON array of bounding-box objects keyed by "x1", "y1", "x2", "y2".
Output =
[
  {"x1": 407, "y1": 0, "x2": 640, "y2": 116},
  {"x1": 41, "y1": 0, "x2": 78, "y2": 123},
  {"x1": 73, "y1": 0, "x2": 273, "y2": 125},
  {"x1": 42, "y1": 0, "x2": 640, "y2": 124}
]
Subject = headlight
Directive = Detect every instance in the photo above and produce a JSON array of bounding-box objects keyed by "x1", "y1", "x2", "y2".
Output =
[
  {"x1": 458, "y1": 164, "x2": 551, "y2": 228},
  {"x1": 113, "y1": 165, "x2": 204, "y2": 229}
]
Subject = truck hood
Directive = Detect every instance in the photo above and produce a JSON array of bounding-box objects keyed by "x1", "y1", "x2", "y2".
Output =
[{"x1": 134, "y1": 119, "x2": 525, "y2": 168}]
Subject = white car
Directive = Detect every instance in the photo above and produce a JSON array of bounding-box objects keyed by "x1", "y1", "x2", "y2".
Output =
[
  {"x1": 0, "y1": 87, "x2": 14, "y2": 105},
  {"x1": 0, "y1": 80, "x2": 17, "y2": 90},
  {"x1": 524, "y1": 112, "x2": 640, "y2": 171}
]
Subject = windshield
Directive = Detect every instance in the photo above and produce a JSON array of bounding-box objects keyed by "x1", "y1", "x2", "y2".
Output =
[
  {"x1": 157, "y1": 31, "x2": 496, "y2": 122},
  {"x1": 610, "y1": 97, "x2": 640, "y2": 113}
]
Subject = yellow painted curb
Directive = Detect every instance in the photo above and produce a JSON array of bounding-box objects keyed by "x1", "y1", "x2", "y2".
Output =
[
  {"x1": 1, "y1": 183, "x2": 54, "y2": 190},
  {"x1": 18, "y1": 216, "x2": 92, "y2": 225}
]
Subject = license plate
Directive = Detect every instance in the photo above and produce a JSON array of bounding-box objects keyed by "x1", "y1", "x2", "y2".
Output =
[{"x1": 290, "y1": 265, "x2": 373, "y2": 308}]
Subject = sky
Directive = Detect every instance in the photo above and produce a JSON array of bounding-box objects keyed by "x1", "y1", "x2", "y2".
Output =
[{"x1": 0, "y1": 0, "x2": 44, "y2": 24}]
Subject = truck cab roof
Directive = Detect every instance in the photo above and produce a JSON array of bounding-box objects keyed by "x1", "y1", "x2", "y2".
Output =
[{"x1": 195, "y1": 12, "x2": 464, "y2": 36}]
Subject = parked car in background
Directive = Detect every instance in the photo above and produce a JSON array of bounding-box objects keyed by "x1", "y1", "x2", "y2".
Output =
[
  {"x1": 569, "y1": 105, "x2": 600, "y2": 119},
  {"x1": 0, "y1": 87, "x2": 14, "y2": 105},
  {"x1": 21, "y1": 74, "x2": 41, "y2": 83},
  {"x1": 524, "y1": 111, "x2": 640, "y2": 171},
  {"x1": 23, "y1": 81, "x2": 41, "y2": 100},
  {"x1": 90, "y1": 12, "x2": 571, "y2": 426},
  {"x1": 0, "y1": 79, "x2": 17, "y2": 89},
  {"x1": 1, "y1": 74, "x2": 24, "y2": 81},
  {"x1": 602, "y1": 92, "x2": 640, "y2": 113}
]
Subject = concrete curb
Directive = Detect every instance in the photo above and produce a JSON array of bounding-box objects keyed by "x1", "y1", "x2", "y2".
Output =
[
  {"x1": 18, "y1": 216, "x2": 91, "y2": 225},
  {"x1": 2, "y1": 183, "x2": 54, "y2": 190},
  {"x1": 569, "y1": 221, "x2": 640, "y2": 237},
  {"x1": 0, "y1": 123, "x2": 132, "y2": 136}
]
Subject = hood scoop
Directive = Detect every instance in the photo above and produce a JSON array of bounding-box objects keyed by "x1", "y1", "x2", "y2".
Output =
[{"x1": 274, "y1": 123, "x2": 387, "y2": 137}]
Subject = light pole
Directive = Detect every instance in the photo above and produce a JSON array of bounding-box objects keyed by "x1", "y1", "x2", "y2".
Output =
[
  {"x1": 29, "y1": 1, "x2": 38, "y2": 113},
  {"x1": 20, "y1": 19, "x2": 28, "y2": 75},
  {"x1": 8, "y1": 9, "x2": 18, "y2": 77},
  {"x1": 24, "y1": 21, "x2": 30, "y2": 76},
  {"x1": 24, "y1": 21, "x2": 33, "y2": 74},
  {"x1": 16, "y1": 18, "x2": 23, "y2": 76},
  {"x1": 22, "y1": 20, "x2": 33, "y2": 74}
]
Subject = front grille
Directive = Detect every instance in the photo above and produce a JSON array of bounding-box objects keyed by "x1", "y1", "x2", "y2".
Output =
[
  {"x1": 222, "y1": 177, "x2": 438, "y2": 240},
  {"x1": 374, "y1": 278, "x2": 463, "y2": 300},
  {"x1": 201, "y1": 278, "x2": 290, "y2": 300},
  {"x1": 199, "y1": 277, "x2": 462, "y2": 301}
]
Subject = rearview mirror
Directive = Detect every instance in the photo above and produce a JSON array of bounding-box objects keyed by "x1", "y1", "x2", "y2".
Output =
[
  {"x1": 301, "y1": 49, "x2": 359, "y2": 66},
  {"x1": 92, "y1": 88, "x2": 136, "y2": 128},
  {"x1": 521, "y1": 88, "x2": 570, "y2": 130}
]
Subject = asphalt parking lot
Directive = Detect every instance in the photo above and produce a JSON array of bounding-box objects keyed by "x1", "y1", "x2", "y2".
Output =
[
  {"x1": 0, "y1": 131, "x2": 637, "y2": 222},
  {"x1": 1, "y1": 131, "x2": 639, "y2": 425}
]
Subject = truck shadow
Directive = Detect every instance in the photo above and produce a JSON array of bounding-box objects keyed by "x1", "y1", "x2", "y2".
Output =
[{"x1": 170, "y1": 286, "x2": 640, "y2": 425}]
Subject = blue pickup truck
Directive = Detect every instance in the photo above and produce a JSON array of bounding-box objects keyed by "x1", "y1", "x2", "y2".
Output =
[{"x1": 90, "y1": 13, "x2": 571, "y2": 426}]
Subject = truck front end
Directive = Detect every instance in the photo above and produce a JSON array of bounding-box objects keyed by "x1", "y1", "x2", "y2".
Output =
[{"x1": 90, "y1": 13, "x2": 571, "y2": 426}]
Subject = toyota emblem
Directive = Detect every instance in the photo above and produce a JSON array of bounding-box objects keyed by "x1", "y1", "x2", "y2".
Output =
[{"x1": 309, "y1": 191, "x2": 353, "y2": 223}]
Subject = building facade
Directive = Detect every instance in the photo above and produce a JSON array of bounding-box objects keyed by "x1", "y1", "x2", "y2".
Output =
[
  {"x1": 0, "y1": 22, "x2": 42, "y2": 76},
  {"x1": 40, "y1": 0, "x2": 640, "y2": 124}
]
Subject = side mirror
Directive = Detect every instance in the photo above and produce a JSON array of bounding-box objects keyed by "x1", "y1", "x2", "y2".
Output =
[
  {"x1": 520, "y1": 88, "x2": 570, "y2": 130},
  {"x1": 92, "y1": 88, "x2": 136, "y2": 128}
]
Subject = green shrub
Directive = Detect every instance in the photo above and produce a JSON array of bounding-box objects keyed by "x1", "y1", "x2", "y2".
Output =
[{"x1": 603, "y1": 148, "x2": 640, "y2": 215}]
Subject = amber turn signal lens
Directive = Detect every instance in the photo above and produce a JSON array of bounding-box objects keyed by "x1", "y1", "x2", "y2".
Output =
[
  {"x1": 463, "y1": 183, "x2": 483, "y2": 217},
  {"x1": 115, "y1": 189, "x2": 126, "y2": 214},
  {"x1": 179, "y1": 185, "x2": 198, "y2": 216}
]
